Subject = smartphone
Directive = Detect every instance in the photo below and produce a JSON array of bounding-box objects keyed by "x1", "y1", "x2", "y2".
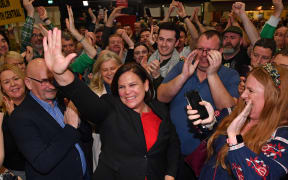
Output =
[
  {"x1": 145, "y1": 8, "x2": 151, "y2": 17},
  {"x1": 121, "y1": 7, "x2": 134, "y2": 15},
  {"x1": 185, "y1": 90, "x2": 209, "y2": 121}
]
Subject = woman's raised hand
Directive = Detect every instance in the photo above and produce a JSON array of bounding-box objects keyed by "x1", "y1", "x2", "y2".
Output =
[
  {"x1": 43, "y1": 28, "x2": 77, "y2": 75},
  {"x1": 227, "y1": 100, "x2": 252, "y2": 137}
]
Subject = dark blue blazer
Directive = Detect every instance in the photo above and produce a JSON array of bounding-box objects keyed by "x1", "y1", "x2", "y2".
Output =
[{"x1": 8, "y1": 94, "x2": 92, "y2": 180}]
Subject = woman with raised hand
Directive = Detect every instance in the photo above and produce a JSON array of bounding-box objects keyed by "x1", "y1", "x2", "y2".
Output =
[
  {"x1": 43, "y1": 28, "x2": 180, "y2": 180},
  {"x1": 187, "y1": 63, "x2": 288, "y2": 179}
]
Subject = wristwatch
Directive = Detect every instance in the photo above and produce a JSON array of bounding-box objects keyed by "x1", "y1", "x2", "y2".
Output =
[{"x1": 227, "y1": 134, "x2": 243, "y2": 146}]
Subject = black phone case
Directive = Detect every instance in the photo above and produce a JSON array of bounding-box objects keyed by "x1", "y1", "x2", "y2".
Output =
[{"x1": 185, "y1": 90, "x2": 209, "y2": 121}]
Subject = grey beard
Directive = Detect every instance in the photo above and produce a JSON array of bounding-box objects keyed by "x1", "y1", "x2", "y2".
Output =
[{"x1": 223, "y1": 47, "x2": 235, "y2": 55}]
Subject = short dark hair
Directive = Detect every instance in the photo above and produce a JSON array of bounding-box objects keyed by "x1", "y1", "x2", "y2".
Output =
[
  {"x1": 275, "y1": 48, "x2": 288, "y2": 57},
  {"x1": 140, "y1": 28, "x2": 150, "y2": 36},
  {"x1": 134, "y1": 42, "x2": 150, "y2": 53},
  {"x1": 158, "y1": 22, "x2": 180, "y2": 40},
  {"x1": 95, "y1": 26, "x2": 104, "y2": 33},
  {"x1": 253, "y1": 38, "x2": 276, "y2": 57},
  {"x1": 0, "y1": 31, "x2": 9, "y2": 47},
  {"x1": 199, "y1": 30, "x2": 222, "y2": 48},
  {"x1": 111, "y1": 62, "x2": 155, "y2": 103},
  {"x1": 61, "y1": 31, "x2": 76, "y2": 42}
]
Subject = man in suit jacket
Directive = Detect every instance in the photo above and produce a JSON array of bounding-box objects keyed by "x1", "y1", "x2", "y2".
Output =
[{"x1": 8, "y1": 58, "x2": 92, "y2": 180}]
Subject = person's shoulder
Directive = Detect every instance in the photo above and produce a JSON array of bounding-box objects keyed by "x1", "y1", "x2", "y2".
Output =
[
  {"x1": 149, "y1": 100, "x2": 170, "y2": 119},
  {"x1": 12, "y1": 94, "x2": 34, "y2": 114},
  {"x1": 272, "y1": 126, "x2": 288, "y2": 140},
  {"x1": 219, "y1": 65, "x2": 239, "y2": 76}
]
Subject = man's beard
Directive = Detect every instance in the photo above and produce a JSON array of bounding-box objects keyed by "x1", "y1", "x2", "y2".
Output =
[{"x1": 223, "y1": 42, "x2": 240, "y2": 55}]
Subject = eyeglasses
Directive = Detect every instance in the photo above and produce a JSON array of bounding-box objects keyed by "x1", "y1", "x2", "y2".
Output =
[
  {"x1": 31, "y1": 33, "x2": 43, "y2": 38},
  {"x1": 196, "y1": 48, "x2": 219, "y2": 54},
  {"x1": 28, "y1": 77, "x2": 54, "y2": 86}
]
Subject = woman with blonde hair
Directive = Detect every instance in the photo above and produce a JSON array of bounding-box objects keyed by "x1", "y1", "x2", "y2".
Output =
[
  {"x1": 187, "y1": 63, "x2": 288, "y2": 179},
  {"x1": 4, "y1": 51, "x2": 26, "y2": 73},
  {"x1": 89, "y1": 50, "x2": 122, "y2": 171},
  {"x1": 89, "y1": 50, "x2": 122, "y2": 96},
  {"x1": 0, "y1": 64, "x2": 27, "y2": 179}
]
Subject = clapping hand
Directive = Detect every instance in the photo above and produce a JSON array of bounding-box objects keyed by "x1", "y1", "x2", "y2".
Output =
[
  {"x1": 148, "y1": 60, "x2": 161, "y2": 79},
  {"x1": 206, "y1": 50, "x2": 222, "y2": 76},
  {"x1": 2, "y1": 96, "x2": 14, "y2": 115},
  {"x1": 37, "y1": 6, "x2": 48, "y2": 22},
  {"x1": 232, "y1": 2, "x2": 246, "y2": 17},
  {"x1": 23, "y1": 0, "x2": 34, "y2": 17},
  {"x1": 227, "y1": 100, "x2": 252, "y2": 138},
  {"x1": 64, "y1": 101, "x2": 80, "y2": 129},
  {"x1": 181, "y1": 50, "x2": 199, "y2": 79}
]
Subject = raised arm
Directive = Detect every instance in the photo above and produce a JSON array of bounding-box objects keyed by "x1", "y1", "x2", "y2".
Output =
[
  {"x1": 206, "y1": 50, "x2": 238, "y2": 109},
  {"x1": 157, "y1": 50, "x2": 199, "y2": 103},
  {"x1": 105, "y1": 6, "x2": 126, "y2": 28},
  {"x1": 191, "y1": 8, "x2": 206, "y2": 34},
  {"x1": 116, "y1": 29, "x2": 134, "y2": 50},
  {"x1": 37, "y1": 6, "x2": 54, "y2": 30},
  {"x1": 176, "y1": 2, "x2": 199, "y2": 40},
  {"x1": 43, "y1": 28, "x2": 110, "y2": 124},
  {"x1": 232, "y1": 2, "x2": 260, "y2": 45},
  {"x1": 20, "y1": 0, "x2": 35, "y2": 53},
  {"x1": 163, "y1": 0, "x2": 177, "y2": 22},
  {"x1": 101, "y1": 6, "x2": 126, "y2": 49},
  {"x1": 66, "y1": 5, "x2": 96, "y2": 59},
  {"x1": 260, "y1": 0, "x2": 283, "y2": 39}
]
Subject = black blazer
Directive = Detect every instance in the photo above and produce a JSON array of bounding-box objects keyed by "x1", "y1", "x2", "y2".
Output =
[
  {"x1": 58, "y1": 77, "x2": 180, "y2": 180},
  {"x1": 8, "y1": 94, "x2": 92, "y2": 180}
]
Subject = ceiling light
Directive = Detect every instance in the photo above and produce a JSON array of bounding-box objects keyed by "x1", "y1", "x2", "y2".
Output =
[{"x1": 83, "y1": 1, "x2": 89, "y2": 6}]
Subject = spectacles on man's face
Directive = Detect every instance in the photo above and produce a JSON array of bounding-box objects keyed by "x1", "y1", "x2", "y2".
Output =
[
  {"x1": 196, "y1": 48, "x2": 219, "y2": 54},
  {"x1": 31, "y1": 33, "x2": 43, "y2": 38},
  {"x1": 28, "y1": 77, "x2": 54, "y2": 86}
]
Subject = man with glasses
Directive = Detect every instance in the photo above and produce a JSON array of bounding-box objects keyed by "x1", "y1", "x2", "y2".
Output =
[
  {"x1": 21, "y1": 0, "x2": 53, "y2": 59},
  {"x1": 8, "y1": 58, "x2": 92, "y2": 179},
  {"x1": 157, "y1": 30, "x2": 239, "y2": 179},
  {"x1": 250, "y1": 38, "x2": 276, "y2": 68},
  {"x1": 238, "y1": 38, "x2": 276, "y2": 95}
]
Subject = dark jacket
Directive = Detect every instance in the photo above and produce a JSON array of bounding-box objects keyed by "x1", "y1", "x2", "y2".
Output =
[
  {"x1": 2, "y1": 113, "x2": 25, "y2": 171},
  {"x1": 8, "y1": 94, "x2": 92, "y2": 180},
  {"x1": 57, "y1": 77, "x2": 180, "y2": 180}
]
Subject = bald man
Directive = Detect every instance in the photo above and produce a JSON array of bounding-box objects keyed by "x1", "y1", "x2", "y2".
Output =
[{"x1": 8, "y1": 59, "x2": 92, "y2": 180}]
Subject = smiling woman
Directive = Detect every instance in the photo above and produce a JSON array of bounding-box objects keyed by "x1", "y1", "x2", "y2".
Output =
[
  {"x1": 44, "y1": 28, "x2": 180, "y2": 180},
  {"x1": 187, "y1": 63, "x2": 288, "y2": 179},
  {"x1": 0, "y1": 64, "x2": 26, "y2": 180},
  {"x1": 89, "y1": 50, "x2": 122, "y2": 96}
]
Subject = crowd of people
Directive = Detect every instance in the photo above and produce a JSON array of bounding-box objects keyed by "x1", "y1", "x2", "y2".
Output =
[{"x1": 0, "y1": 0, "x2": 287, "y2": 179}]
